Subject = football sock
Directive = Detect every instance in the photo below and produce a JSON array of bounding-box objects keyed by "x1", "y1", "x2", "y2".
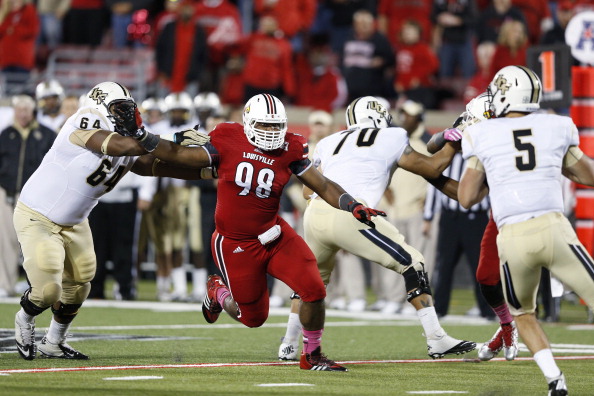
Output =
[
  {"x1": 17, "y1": 309, "x2": 34, "y2": 324},
  {"x1": 46, "y1": 317, "x2": 70, "y2": 345},
  {"x1": 283, "y1": 313, "x2": 302, "y2": 343},
  {"x1": 417, "y1": 307, "x2": 444, "y2": 339},
  {"x1": 156, "y1": 276, "x2": 168, "y2": 294},
  {"x1": 171, "y1": 267, "x2": 188, "y2": 296},
  {"x1": 534, "y1": 349, "x2": 561, "y2": 379},
  {"x1": 216, "y1": 286, "x2": 230, "y2": 307},
  {"x1": 492, "y1": 302, "x2": 514, "y2": 325},
  {"x1": 192, "y1": 268, "x2": 207, "y2": 296},
  {"x1": 302, "y1": 329, "x2": 323, "y2": 355}
]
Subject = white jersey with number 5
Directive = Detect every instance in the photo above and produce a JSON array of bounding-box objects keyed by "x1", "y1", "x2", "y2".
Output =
[
  {"x1": 19, "y1": 106, "x2": 138, "y2": 226},
  {"x1": 312, "y1": 126, "x2": 409, "y2": 208},
  {"x1": 462, "y1": 112, "x2": 579, "y2": 228}
]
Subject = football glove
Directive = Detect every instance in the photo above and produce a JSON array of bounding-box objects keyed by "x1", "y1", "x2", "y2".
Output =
[
  {"x1": 112, "y1": 103, "x2": 143, "y2": 136},
  {"x1": 173, "y1": 126, "x2": 210, "y2": 146},
  {"x1": 443, "y1": 128, "x2": 463, "y2": 142},
  {"x1": 350, "y1": 203, "x2": 386, "y2": 229}
]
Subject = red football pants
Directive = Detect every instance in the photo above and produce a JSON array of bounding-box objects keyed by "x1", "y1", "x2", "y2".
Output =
[
  {"x1": 211, "y1": 217, "x2": 326, "y2": 328},
  {"x1": 476, "y1": 215, "x2": 500, "y2": 286}
]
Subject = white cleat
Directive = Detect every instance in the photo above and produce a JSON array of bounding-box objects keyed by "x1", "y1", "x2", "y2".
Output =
[
  {"x1": 427, "y1": 331, "x2": 476, "y2": 359},
  {"x1": 278, "y1": 337, "x2": 298, "y2": 361},
  {"x1": 501, "y1": 322, "x2": 518, "y2": 361},
  {"x1": 478, "y1": 327, "x2": 503, "y2": 361},
  {"x1": 38, "y1": 336, "x2": 89, "y2": 360},
  {"x1": 15, "y1": 313, "x2": 36, "y2": 360},
  {"x1": 547, "y1": 372, "x2": 568, "y2": 396}
]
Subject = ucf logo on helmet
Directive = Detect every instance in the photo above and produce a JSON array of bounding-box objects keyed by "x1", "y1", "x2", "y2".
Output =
[
  {"x1": 494, "y1": 75, "x2": 511, "y2": 95},
  {"x1": 89, "y1": 88, "x2": 107, "y2": 105}
]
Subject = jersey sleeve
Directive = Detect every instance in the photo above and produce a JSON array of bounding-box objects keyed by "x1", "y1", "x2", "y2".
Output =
[
  {"x1": 390, "y1": 127, "x2": 410, "y2": 164},
  {"x1": 288, "y1": 133, "x2": 312, "y2": 176},
  {"x1": 568, "y1": 118, "x2": 580, "y2": 147},
  {"x1": 461, "y1": 127, "x2": 477, "y2": 160}
]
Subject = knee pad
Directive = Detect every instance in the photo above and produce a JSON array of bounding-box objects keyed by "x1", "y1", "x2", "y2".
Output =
[
  {"x1": 480, "y1": 282, "x2": 505, "y2": 307},
  {"x1": 66, "y1": 282, "x2": 91, "y2": 305},
  {"x1": 20, "y1": 289, "x2": 49, "y2": 316},
  {"x1": 40, "y1": 282, "x2": 62, "y2": 307},
  {"x1": 403, "y1": 264, "x2": 432, "y2": 302},
  {"x1": 51, "y1": 301, "x2": 83, "y2": 324}
]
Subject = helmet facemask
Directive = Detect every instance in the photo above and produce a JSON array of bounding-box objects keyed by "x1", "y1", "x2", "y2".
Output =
[{"x1": 243, "y1": 94, "x2": 288, "y2": 151}]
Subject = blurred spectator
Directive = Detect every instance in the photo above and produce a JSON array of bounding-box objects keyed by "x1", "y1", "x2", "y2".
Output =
[
  {"x1": 153, "y1": 0, "x2": 180, "y2": 40},
  {"x1": 240, "y1": 15, "x2": 295, "y2": 101},
  {"x1": 373, "y1": 100, "x2": 433, "y2": 314},
  {"x1": 155, "y1": 0, "x2": 208, "y2": 94},
  {"x1": 490, "y1": 19, "x2": 528, "y2": 75},
  {"x1": 88, "y1": 173, "x2": 155, "y2": 300},
  {"x1": 59, "y1": 95, "x2": 81, "y2": 120},
  {"x1": 394, "y1": 20, "x2": 439, "y2": 109},
  {"x1": 340, "y1": 9, "x2": 395, "y2": 102},
  {"x1": 326, "y1": 0, "x2": 375, "y2": 53},
  {"x1": 541, "y1": 1, "x2": 575, "y2": 45},
  {"x1": 37, "y1": 0, "x2": 71, "y2": 51},
  {"x1": 512, "y1": 0, "x2": 552, "y2": 44},
  {"x1": 463, "y1": 42, "x2": 496, "y2": 102},
  {"x1": 254, "y1": 0, "x2": 316, "y2": 51},
  {"x1": 63, "y1": 0, "x2": 106, "y2": 46},
  {"x1": 0, "y1": 95, "x2": 55, "y2": 297},
  {"x1": 378, "y1": 0, "x2": 434, "y2": 46},
  {"x1": 431, "y1": 0, "x2": 478, "y2": 81},
  {"x1": 194, "y1": 0, "x2": 242, "y2": 92},
  {"x1": 294, "y1": 34, "x2": 347, "y2": 112},
  {"x1": 106, "y1": 1, "x2": 154, "y2": 48},
  {"x1": 35, "y1": 80, "x2": 66, "y2": 133},
  {"x1": 476, "y1": 0, "x2": 526, "y2": 44},
  {"x1": 0, "y1": 0, "x2": 39, "y2": 91}
]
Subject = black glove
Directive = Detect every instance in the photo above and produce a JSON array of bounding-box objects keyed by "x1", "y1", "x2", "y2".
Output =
[{"x1": 112, "y1": 102, "x2": 143, "y2": 136}]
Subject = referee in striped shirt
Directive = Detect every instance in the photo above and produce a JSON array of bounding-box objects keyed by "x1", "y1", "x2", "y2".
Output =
[{"x1": 424, "y1": 152, "x2": 494, "y2": 319}]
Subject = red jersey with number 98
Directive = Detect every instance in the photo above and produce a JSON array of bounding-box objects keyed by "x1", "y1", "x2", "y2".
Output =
[{"x1": 206, "y1": 122, "x2": 311, "y2": 239}]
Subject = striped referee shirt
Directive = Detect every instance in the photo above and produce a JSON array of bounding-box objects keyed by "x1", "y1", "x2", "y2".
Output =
[{"x1": 423, "y1": 152, "x2": 490, "y2": 221}]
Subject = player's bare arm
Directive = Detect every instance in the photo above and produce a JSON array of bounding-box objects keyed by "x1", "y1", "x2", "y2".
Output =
[
  {"x1": 298, "y1": 166, "x2": 386, "y2": 228},
  {"x1": 297, "y1": 166, "x2": 346, "y2": 208},
  {"x1": 131, "y1": 155, "x2": 216, "y2": 180},
  {"x1": 85, "y1": 129, "x2": 148, "y2": 156},
  {"x1": 562, "y1": 146, "x2": 594, "y2": 187},
  {"x1": 458, "y1": 164, "x2": 488, "y2": 209},
  {"x1": 398, "y1": 143, "x2": 457, "y2": 179}
]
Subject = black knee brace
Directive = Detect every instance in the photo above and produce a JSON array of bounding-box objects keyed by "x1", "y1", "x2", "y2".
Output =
[
  {"x1": 480, "y1": 282, "x2": 505, "y2": 307},
  {"x1": 51, "y1": 302, "x2": 83, "y2": 324},
  {"x1": 20, "y1": 289, "x2": 49, "y2": 317},
  {"x1": 290, "y1": 292, "x2": 301, "y2": 300},
  {"x1": 403, "y1": 265, "x2": 432, "y2": 302}
]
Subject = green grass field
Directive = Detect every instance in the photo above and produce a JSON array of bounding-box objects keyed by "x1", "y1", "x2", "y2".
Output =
[{"x1": 1, "y1": 284, "x2": 593, "y2": 395}]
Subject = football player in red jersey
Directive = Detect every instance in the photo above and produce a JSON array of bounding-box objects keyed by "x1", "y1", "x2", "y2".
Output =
[{"x1": 122, "y1": 93, "x2": 389, "y2": 371}]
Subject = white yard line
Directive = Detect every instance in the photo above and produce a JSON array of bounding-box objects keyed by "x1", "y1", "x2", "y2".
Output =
[{"x1": 1, "y1": 355, "x2": 594, "y2": 374}]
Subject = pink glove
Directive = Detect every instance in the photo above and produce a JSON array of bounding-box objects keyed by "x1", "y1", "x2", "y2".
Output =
[{"x1": 443, "y1": 128, "x2": 463, "y2": 142}]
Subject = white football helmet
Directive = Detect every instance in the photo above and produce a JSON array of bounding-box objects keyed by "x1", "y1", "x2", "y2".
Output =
[
  {"x1": 81, "y1": 81, "x2": 136, "y2": 131},
  {"x1": 194, "y1": 92, "x2": 221, "y2": 112},
  {"x1": 164, "y1": 91, "x2": 194, "y2": 112},
  {"x1": 345, "y1": 96, "x2": 393, "y2": 129},
  {"x1": 487, "y1": 65, "x2": 541, "y2": 117},
  {"x1": 140, "y1": 97, "x2": 166, "y2": 114},
  {"x1": 243, "y1": 94, "x2": 287, "y2": 151},
  {"x1": 35, "y1": 80, "x2": 65, "y2": 101}
]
